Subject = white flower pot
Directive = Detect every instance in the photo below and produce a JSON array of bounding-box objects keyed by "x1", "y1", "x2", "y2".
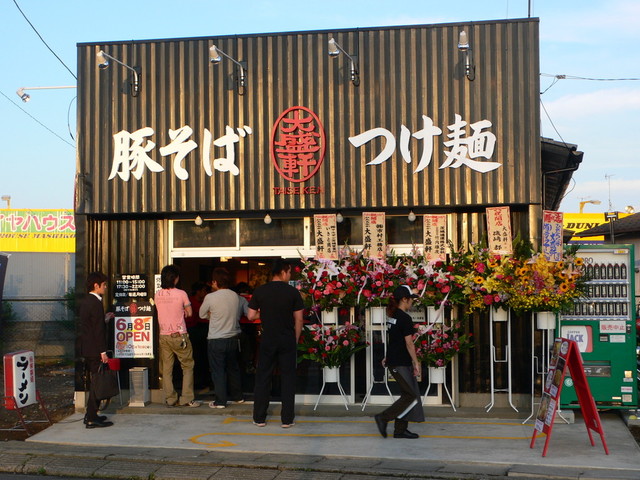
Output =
[
  {"x1": 369, "y1": 306, "x2": 386, "y2": 324},
  {"x1": 321, "y1": 309, "x2": 337, "y2": 325},
  {"x1": 427, "y1": 306, "x2": 443, "y2": 324},
  {"x1": 492, "y1": 306, "x2": 509, "y2": 322},
  {"x1": 428, "y1": 366, "x2": 446, "y2": 384},
  {"x1": 536, "y1": 311, "x2": 556, "y2": 330},
  {"x1": 323, "y1": 366, "x2": 339, "y2": 383}
]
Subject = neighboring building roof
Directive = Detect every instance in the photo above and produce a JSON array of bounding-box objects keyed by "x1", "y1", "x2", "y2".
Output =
[
  {"x1": 541, "y1": 137, "x2": 584, "y2": 211},
  {"x1": 575, "y1": 212, "x2": 640, "y2": 239}
]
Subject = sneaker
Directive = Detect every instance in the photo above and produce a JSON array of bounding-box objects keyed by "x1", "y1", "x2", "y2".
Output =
[
  {"x1": 252, "y1": 421, "x2": 266, "y2": 427},
  {"x1": 209, "y1": 401, "x2": 226, "y2": 409},
  {"x1": 232, "y1": 398, "x2": 245, "y2": 404},
  {"x1": 166, "y1": 401, "x2": 179, "y2": 408},
  {"x1": 281, "y1": 422, "x2": 295, "y2": 428},
  {"x1": 183, "y1": 400, "x2": 201, "y2": 408}
]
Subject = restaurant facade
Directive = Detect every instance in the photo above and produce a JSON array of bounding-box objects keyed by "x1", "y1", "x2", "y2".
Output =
[{"x1": 74, "y1": 18, "x2": 583, "y2": 408}]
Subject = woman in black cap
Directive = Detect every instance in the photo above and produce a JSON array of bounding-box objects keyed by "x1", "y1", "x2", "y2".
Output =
[{"x1": 374, "y1": 285, "x2": 424, "y2": 438}]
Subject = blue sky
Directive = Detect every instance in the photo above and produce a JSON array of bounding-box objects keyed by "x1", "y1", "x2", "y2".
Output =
[{"x1": 1, "y1": 0, "x2": 638, "y2": 213}]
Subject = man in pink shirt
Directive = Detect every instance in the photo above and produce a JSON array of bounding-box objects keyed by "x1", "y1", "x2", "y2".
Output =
[{"x1": 154, "y1": 264, "x2": 201, "y2": 407}]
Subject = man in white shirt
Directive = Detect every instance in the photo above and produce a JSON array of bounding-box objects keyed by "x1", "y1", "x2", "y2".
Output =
[{"x1": 199, "y1": 267, "x2": 246, "y2": 408}]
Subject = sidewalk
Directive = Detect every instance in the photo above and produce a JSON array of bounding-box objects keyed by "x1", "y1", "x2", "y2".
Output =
[{"x1": 1, "y1": 402, "x2": 638, "y2": 480}]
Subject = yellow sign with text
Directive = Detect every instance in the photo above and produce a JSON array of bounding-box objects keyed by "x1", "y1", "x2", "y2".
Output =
[
  {"x1": 0, "y1": 209, "x2": 75, "y2": 253},
  {"x1": 563, "y1": 212, "x2": 630, "y2": 244}
]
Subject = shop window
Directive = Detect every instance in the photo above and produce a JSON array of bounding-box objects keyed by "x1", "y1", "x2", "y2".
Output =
[
  {"x1": 386, "y1": 215, "x2": 423, "y2": 245},
  {"x1": 173, "y1": 220, "x2": 236, "y2": 248},
  {"x1": 240, "y1": 219, "x2": 304, "y2": 246}
]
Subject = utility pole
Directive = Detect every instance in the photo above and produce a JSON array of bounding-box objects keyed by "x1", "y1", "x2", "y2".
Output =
[{"x1": 604, "y1": 174, "x2": 614, "y2": 211}]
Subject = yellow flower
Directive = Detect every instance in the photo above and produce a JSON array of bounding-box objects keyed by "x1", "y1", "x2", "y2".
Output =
[
  {"x1": 474, "y1": 276, "x2": 484, "y2": 285},
  {"x1": 574, "y1": 257, "x2": 584, "y2": 266},
  {"x1": 559, "y1": 282, "x2": 570, "y2": 293}
]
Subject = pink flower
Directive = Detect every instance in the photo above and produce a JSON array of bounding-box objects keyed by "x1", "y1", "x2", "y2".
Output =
[{"x1": 343, "y1": 340, "x2": 349, "y2": 346}]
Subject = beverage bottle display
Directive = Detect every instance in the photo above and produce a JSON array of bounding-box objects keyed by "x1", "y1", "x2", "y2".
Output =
[
  {"x1": 593, "y1": 264, "x2": 601, "y2": 280},
  {"x1": 613, "y1": 263, "x2": 621, "y2": 279},
  {"x1": 620, "y1": 263, "x2": 627, "y2": 279},
  {"x1": 606, "y1": 263, "x2": 614, "y2": 279}
]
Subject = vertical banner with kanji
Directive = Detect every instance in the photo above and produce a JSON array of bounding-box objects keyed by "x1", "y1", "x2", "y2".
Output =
[
  {"x1": 486, "y1": 206, "x2": 513, "y2": 255},
  {"x1": 423, "y1": 215, "x2": 448, "y2": 262},
  {"x1": 313, "y1": 214, "x2": 338, "y2": 260},
  {"x1": 3, "y1": 350, "x2": 36, "y2": 409},
  {"x1": 363, "y1": 212, "x2": 386, "y2": 259},
  {"x1": 542, "y1": 210, "x2": 564, "y2": 262}
]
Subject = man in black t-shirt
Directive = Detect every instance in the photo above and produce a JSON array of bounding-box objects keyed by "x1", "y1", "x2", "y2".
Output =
[{"x1": 248, "y1": 259, "x2": 304, "y2": 428}]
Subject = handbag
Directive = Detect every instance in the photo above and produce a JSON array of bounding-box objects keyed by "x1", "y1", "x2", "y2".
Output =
[{"x1": 92, "y1": 362, "x2": 119, "y2": 400}]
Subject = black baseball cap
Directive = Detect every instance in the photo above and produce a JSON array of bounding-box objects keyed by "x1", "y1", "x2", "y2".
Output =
[{"x1": 393, "y1": 285, "x2": 419, "y2": 300}]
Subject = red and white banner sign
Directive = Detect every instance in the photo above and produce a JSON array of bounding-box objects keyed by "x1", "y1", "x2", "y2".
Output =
[
  {"x1": 486, "y1": 206, "x2": 513, "y2": 255},
  {"x1": 362, "y1": 212, "x2": 386, "y2": 259},
  {"x1": 313, "y1": 214, "x2": 338, "y2": 260},
  {"x1": 423, "y1": 214, "x2": 447, "y2": 261}
]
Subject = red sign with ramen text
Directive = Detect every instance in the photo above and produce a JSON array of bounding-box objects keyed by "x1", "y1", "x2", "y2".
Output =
[{"x1": 270, "y1": 106, "x2": 326, "y2": 183}]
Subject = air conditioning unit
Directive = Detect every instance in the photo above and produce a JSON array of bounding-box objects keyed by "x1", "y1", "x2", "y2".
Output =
[{"x1": 128, "y1": 367, "x2": 150, "y2": 407}]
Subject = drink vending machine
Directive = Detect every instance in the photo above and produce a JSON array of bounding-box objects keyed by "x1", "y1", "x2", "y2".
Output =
[{"x1": 559, "y1": 244, "x2": 637, "y2": 409}]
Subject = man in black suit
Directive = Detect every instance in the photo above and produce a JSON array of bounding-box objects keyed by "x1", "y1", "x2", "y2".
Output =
[{"x1": 79, "y1": 271, "x2": 115, "y2": 429}]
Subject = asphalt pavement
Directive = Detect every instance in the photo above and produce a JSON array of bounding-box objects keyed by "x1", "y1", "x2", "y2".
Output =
[{"x1": 1, "y1": 402, "x2": 639, "y2": 480}]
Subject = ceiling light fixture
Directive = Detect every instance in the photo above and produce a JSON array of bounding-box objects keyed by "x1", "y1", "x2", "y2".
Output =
[
  {"x1": 408, "y1": 210, "x2": 417, "y2": 222},
  {"x1": 264, "y1": 213, "x2": 272, "y2": 225}
]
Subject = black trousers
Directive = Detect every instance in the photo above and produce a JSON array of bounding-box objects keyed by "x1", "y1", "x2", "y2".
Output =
[
  {"x1": 253, "y1": 334, "x2": 296, "y2": 424},
  {"x1": 378, "y1": 367, "x2": 421, "y2": 433},
  {"x1": 85, "y1": 357, "x2": 102, "y2": 422}
]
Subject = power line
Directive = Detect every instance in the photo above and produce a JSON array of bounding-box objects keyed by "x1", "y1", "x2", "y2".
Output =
[
  {"x1": 12, "y1": 0, "x2": 77, "y2": 80},
  {"x1": 541, "y1": 73, "x2": 640, "y2": 81},
  {"x1": 540, "y1": 98, "x2": 570, "y2": 149},
  {"x1": 0, "y1": 89, "x2": 75, "y2": 149}
]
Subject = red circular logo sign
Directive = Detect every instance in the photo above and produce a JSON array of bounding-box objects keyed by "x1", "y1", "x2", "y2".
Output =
[{"x1": 270, "y1": 106, "x2": 326, "y2": 183}]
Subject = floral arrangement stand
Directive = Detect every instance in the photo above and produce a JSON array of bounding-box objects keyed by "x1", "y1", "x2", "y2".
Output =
[
  {"x1": 485, "y1": 307, "x2": 518, "y2": 413},
  {"x1": 361, "y1": 308, "x2": 394, "y2": 410},
  {"x1": 522, "y1": 312, "x2": 568, "y2": 424},
  {"x1": 423, "y1": 364, "x2": 456, "y2": 411},
  {"x1": 314, "y1": 366, "x2": 349, "y2": 410}
]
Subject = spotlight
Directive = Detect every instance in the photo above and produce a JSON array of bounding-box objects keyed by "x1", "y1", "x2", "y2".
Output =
[
  {"x1": 209, "y1": 44, "x2": 247, "y2": 93},
  {"x1": 97, "y1": 50, "x2": 141, "y2": 96},
  {"x1": 328, "y1": 37, "x2": 359, "y2": 86},
  {"x1": 457, "y1": 31, "x2": 476, "y2": 81}
]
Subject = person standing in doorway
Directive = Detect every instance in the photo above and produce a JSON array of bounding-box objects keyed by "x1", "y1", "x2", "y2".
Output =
[
  {"x1": 79, "y1": 271, "x2": 115, "y2": 429},
  {"x1": 155, "y1": 264, "x2": 201, "y2": 408},
  {"x1": 199, "y1": 267, "x2": 245, "y2": 408},
  {"x1": 374, "y1": 285, "x2": 424, "y2": 439},
  {"x1": 248, "y1": 259, "x2": 304, "y2": 428},
  {"x1": 186, "y1": 281, "x2": 211, "y2": 392}
]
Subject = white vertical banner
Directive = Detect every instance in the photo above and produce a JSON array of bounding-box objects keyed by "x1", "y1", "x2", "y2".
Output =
[
  {"x1": 486, "y1": 206, "x2": 513, "y2": 255},
  {"x1": 423, "y1": 214, "x2": 448, "y2": 261},
  {"x1": 313, "y1": 214, "x2": 339, "y2": 260},
  {"x1": 363, "y1": 212, "x2": 386, "y2": 259},
  {"x1": 3, "y1": 350, "x2": 37, "y2": 409},
  {"x1": 542, "y1": 210, "x2": 564, "y2": 262}
]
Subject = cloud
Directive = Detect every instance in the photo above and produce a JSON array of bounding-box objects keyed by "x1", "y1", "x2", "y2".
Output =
[
  {"x1": 540, "y1": 1, "x2": 640, "y2": 44},
  {"x1": 544, "y1": 87, "x2": 640, "y2": 117}
]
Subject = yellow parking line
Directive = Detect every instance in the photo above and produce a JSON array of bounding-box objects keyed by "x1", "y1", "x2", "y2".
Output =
[{"x1": 222, "y1": 417, "x2": 530, "y2": 427}]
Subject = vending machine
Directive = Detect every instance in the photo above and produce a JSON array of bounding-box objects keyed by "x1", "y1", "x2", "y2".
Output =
[{"x1": 559, "y1": 244, "x2": 637, "y2": 409}]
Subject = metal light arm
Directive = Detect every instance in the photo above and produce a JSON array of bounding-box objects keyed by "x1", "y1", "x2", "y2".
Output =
[
  {"x1": 16, "y1": 85, "x2": 76, "y2": 102},
  {"x1": 97, "y1": 50, "x2": 141, "y2": 95},
  {"x1": 209, "y1": 45, "x2": 247, "y2": 92},
  {"x1": 328, "y1": 38, "x2": 360, "y2": 86}
]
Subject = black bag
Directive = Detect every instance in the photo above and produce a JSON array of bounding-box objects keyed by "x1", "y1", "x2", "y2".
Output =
[{"x1": 92, "y1": 362, "x2": 119, "y2": 400}]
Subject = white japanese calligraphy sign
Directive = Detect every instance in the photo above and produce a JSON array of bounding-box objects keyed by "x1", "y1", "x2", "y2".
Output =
[
  {"x1": 542, "y1": 211, "x2": 564, "y2": 262},
  {"x1": 3, "y1": 350, "x2": 37, "y2": 409},
  {"x1": 114, "y1": 316, "x2": 154, "y2": 358},
  {"x1": 363, "y1": 212, "x2": 386, "y2": 259},
  {"x1": 423, "y1": 215, "x2": 448, "y2": 261},
  {"x1": 486, "y1": 206, "x2": 513, "y2": 255},
  {"x1": 313, "y1": 214, "x2": 338, "y2": 260}
]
